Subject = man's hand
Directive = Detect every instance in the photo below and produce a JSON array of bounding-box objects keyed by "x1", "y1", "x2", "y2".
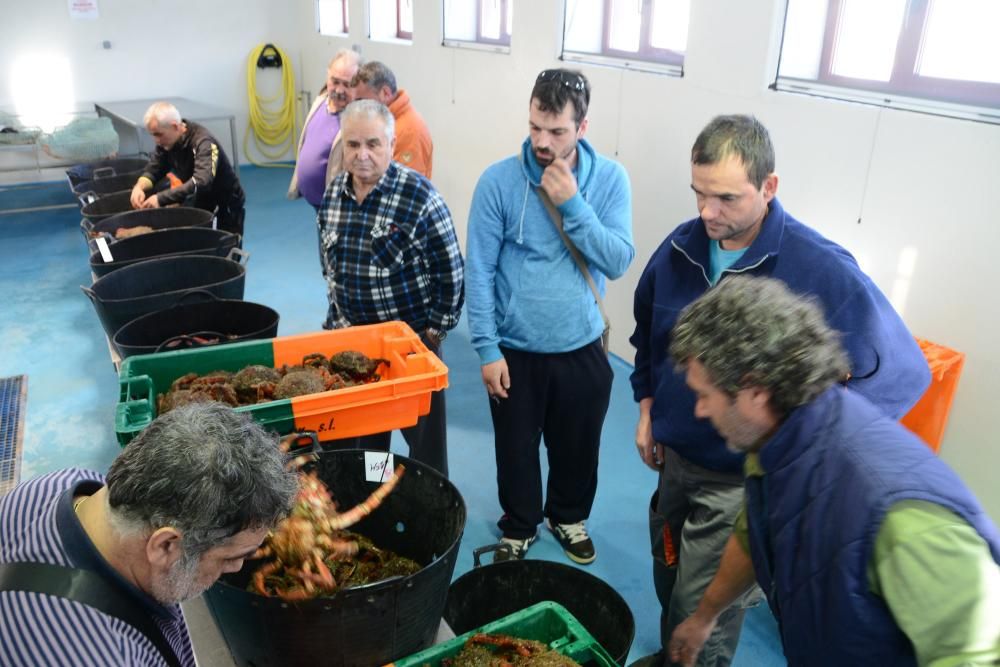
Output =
[
  {"x1": 130, "y1": 184, "x2": 147, "y2": 208},
  {"x1": 139, "y1": 194, "x2": 161, "y2": 210},
  {"x1": 669, "y1": 613, "x2": 718, "y2": 667},
  {"x1": 481, "y1": 358, "x2": 511, "y2": 400},
  {"x1": 636, "y1": 398, "x2": 664, "y2": 471},
  {"x1": 540, "y1": 157, "x2": 578, "y2": 206}
]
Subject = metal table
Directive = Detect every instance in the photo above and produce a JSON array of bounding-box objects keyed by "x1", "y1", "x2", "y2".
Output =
[{"x1": 94, "y1": 97, "x2": 239, "y2": 176}]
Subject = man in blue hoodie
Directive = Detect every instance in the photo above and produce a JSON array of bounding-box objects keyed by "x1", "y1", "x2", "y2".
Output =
[
  {"x1": 629, "y1": 115, "x2": 931, "y2": 666},
  {"x1": 466, "y1": 69, "x2": 634, "y2": 564}
]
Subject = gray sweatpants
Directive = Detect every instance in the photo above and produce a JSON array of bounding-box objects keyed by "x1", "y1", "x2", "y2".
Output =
[{"x1": 650, "y1": 447, "x2": 762, "y2": 667}]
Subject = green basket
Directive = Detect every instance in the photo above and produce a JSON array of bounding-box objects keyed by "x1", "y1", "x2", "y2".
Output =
[{"x1": 390, "y1": 601, "x2": 618, "y2": 666}]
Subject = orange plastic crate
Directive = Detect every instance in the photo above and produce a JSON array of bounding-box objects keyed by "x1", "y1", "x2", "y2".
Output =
[
  {"x1": 117, "y1": 321, "x2": 448, "y2": 444},
  {"x1": 901, "y1": 338, "x2": 965, "y2": 453}
]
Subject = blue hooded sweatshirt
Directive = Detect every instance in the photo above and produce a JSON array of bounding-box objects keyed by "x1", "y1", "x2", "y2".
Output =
[{"x1": 466, "y1": 137, "x2": 634, "y2": 363}]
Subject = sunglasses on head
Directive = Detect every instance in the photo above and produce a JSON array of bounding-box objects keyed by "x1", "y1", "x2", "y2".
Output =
[{"x1": 536, "y1": 69, "x2": 587, "y2": 92}]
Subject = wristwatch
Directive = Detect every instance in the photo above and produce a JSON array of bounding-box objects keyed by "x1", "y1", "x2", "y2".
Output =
[{"x1": 425, "y1": 328, "x2": 447, "y2": 344}]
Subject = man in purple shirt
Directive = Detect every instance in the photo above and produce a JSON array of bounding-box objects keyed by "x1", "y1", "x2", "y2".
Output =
[
  {"x1": 288, "y1": 49, "x2": 363, "y2": 208},
  {"x1": 0, "y1": 403, "x2": 297, "y2": 666}
]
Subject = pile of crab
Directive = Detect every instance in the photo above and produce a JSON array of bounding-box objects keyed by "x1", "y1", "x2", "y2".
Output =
[
  {"x1": 250, "y1": 451, "x2": 420, "y2": 600},
  {"x1": 443, "y1": 634, "x2": 581, "y2": 666},
  {"x1": 157, "y1": 350, "x2": 389, "y2": 414}
]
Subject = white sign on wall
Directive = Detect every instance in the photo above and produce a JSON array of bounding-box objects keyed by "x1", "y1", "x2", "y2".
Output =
[{"x1": 68, "y1": 0, "x2": 99, "y2": 20}]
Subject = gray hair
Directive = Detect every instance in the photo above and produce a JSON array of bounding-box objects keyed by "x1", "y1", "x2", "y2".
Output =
[
  {"x1": 353, "y1": 61, "x2": 398, "y2": 96},
  {"x1": 328, "y1": 47, "x2": 362, "y2": 71},
  {"x1": 341, "y1": 99, "x2": 395, "y2": 143},
  {"x1": 670, "y1": 275, "x2": 850, "y2": 416},
  {"x1": 691, "y1": 115, "x2": 775, "y2": 189},
  {"x1": 143, "y1": 101, "x2": 182, "y2": 128},
  {"x1": 106, "y1": 402, "x2": 297, "y2": 558}
]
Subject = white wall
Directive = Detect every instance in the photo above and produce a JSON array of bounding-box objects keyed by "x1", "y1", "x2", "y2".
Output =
[
  {"x1": 4, "y1": 1, "x2": 997, "y2": 518},
  {"x1": 0, "y1": 0, "x2": 303, "y2": 167}
]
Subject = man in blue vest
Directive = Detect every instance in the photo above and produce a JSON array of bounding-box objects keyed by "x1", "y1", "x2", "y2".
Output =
[{"x1": 666, "y1": 275, "x2": 1000, "y2": 667}]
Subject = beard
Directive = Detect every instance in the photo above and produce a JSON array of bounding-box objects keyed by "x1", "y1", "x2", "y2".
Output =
[
  {"x1": 533, "y1": 141, "x2": 577, "y2": 167},
  {"x1": 151, "y1": 552, "x2": 205, "y2": 605}
]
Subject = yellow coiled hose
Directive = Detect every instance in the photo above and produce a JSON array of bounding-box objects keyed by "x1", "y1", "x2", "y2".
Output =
[{"x1": 245, "y1": 43, "x2": 296, "y2": 167}]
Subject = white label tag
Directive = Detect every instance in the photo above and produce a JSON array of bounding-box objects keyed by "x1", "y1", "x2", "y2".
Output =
[
  {"x1": 96, "y1": 236, "x2": 114, "y2": 263},
  {"x1": 364, "y1": 452, "x2": 394, "y2": 483}
]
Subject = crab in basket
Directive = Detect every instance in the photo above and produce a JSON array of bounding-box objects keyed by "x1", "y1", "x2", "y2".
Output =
[{"x1": 249, "y1": 445, "x2": 414, "y2": 601}]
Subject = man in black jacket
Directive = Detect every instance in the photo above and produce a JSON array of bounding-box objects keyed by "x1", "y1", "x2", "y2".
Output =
[{"x1": 130, "y1": 101, "x2": 246, "y2": 238}]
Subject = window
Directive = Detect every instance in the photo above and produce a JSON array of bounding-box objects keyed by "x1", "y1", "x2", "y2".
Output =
[
  {"x1": 317, "y1": 0, "x2": 349, "y2": 36},
  {"x1": 563, "y1": 0, "x2": 690, "y2": 74},
  {"x1": 776, "y1": 0, "x2": 1000, "y2": 122},
  {"x1": 443, "y1": 0, "x2": 512, "y2": 49},
  {"x1": 369, "y1": 0, "x2": 412, "y2": 42}
]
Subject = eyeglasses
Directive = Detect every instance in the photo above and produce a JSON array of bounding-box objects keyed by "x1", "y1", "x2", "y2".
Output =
[{"x1": 536, "y1": 69, "x2": 587, "y2": 92}]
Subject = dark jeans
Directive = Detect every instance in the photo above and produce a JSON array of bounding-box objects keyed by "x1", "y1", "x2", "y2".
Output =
[
  {"x1": 490, "y1": 339, "x2": 612, "y2": 539},
  {"x1": 216, "y1": 200, "x2": 246, "y2": 243}
]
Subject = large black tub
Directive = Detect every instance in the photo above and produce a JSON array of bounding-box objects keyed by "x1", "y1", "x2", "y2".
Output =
[
  {"x1": 113, "y1": 295, "x2": 278, "y2": 358},
  {"x1": 89, "y1": 227, "x2": 237, "y2": 277},
  {"x1": 80, "y1": 190, "x2": 134, "y2": 225},
  {"x1": 82, "y1": 206, "x2": 215, "y2": 247},
  {"x1": 81, "y1": 252, "x2": 248, "y2": 339},
  {"x1": 72, "y1": 172, "x2": 141, "y2": 199},
  {"x1": 204, "y1": 449, "x2": 467, "y2": 667},
  {"x1": 66, "y1": 156, "x2": 147, "y2": 188},
  {"x1": 444, "y1": 547, "x2": 635, "y2": 665}
]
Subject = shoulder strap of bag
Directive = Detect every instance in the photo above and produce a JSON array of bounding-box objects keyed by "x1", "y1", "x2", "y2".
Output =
[
  {"x1": 0, "y1": 561, "x2": 183, "y2": 667},
  {"x1": 536, "y1": 187, "x2": 611, "y2": 342}
]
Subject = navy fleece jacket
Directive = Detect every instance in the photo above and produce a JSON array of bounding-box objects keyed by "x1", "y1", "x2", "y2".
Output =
[{"x1": 630, "y1": 198, "x2": 931, "y2": 473}]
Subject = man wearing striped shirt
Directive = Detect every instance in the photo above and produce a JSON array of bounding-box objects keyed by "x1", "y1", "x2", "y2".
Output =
[
  {"x1": 0, "y1": 403, "x2": 297, "y2": 666},
  {"x1": 318, "y1": 99, "x2": 464, "y2": 476}
]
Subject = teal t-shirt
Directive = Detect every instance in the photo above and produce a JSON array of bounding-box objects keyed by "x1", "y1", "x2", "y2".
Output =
[{"x1": 708, "y1": 240, "x2": 748, "y2": 285}]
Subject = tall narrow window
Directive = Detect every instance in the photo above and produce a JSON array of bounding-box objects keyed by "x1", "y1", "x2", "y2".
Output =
[
  {"x1": 369, "y1": 0, "x2": 412, "y2": 42},
  {"x1": 563, "y1": 0, "x2": 689, "y2": 74},
  {"x1": 776, "y1": 0, "x2": 1000, "y2": 122},
  {"x1": 443, "y1": 0, "x2": 512, "y2": 49},
  {"x1": 317, "y1": 0, "x2": 349, "y2": 36}
]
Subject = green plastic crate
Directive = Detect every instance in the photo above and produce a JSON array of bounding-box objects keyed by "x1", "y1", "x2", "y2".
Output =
[{"x1": 389, "y1": 601, "x2": 618, "y2": 666}]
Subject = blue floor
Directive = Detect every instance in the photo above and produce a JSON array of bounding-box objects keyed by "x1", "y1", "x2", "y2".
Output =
[{"x1": 0, "y1": 168, "x2": 785, "y2": 666}]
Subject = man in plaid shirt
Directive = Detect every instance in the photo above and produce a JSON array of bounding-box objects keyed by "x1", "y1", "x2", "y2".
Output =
[{"x1": 317, "y1": 99, "x2": 464, "y2": 476}]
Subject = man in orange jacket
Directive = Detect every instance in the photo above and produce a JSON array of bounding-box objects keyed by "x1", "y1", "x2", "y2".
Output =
[{"x1": 352, "y1": 61, "x2": 433, "y2": 179}]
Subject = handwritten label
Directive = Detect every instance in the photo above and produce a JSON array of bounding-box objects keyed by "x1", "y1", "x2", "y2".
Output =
[
  {"x1": 364, "y1": 452, "x2": 394, "y2": 483},
  {"x1": 96, "y1": 236, "x2": 114, "y2": 263},
  {"x1": 315, "y1": 416, "x2": 335, "y2": 433}
]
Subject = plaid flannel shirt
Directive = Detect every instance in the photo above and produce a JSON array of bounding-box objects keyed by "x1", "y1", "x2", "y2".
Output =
[{"x1": 317, "y1": 162, "x2": 464, "y2": 332}]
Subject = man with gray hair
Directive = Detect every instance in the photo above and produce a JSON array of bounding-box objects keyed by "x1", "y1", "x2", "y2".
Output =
[
  {"x1": 131, "y1": 101, "x2": 246, "y2": 238},
  {"x1": 629, "y1": 114, "x2": 931, "y2": 666},
  {"x1": 0, "y1": 402, "x2": 297, "y2": 666},
  {"x1": 352, "y1": 61, "x2": 433, "y2": 178},
  {"x1": 288, "y1": 48, "x2": 363, "y2": 208},
  {"x1": 317, "y1": 99, "x2": 463, "y2": 476},
  {"x1": 666, "y1": 275, "x2": 1000, "y2": 667}
]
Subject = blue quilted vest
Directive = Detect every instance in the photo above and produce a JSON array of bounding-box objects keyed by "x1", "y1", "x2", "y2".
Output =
[{"x1": 746, "y1": 387, "x2": 1000, "y2": 666}]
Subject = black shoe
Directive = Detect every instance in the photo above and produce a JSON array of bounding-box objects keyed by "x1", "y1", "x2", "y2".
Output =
[
  {"x1": 493, "y1": 534, "x2": 537, "y2": 563},
  {"x1": 547, "y1": 519, "x2": 596, "y2": 564}
]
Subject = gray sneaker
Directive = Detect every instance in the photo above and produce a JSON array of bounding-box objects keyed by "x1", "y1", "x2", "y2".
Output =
[{"x1": 493, "y1": 534, "x2": 537, "y2": 563}]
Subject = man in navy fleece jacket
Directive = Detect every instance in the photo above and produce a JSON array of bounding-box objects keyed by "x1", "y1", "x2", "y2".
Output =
[{"x1": 629, "y1": 114, "x2": 930, "y2": 667}]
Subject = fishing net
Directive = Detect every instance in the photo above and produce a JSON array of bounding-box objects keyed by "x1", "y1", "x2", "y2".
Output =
[
  {"x1": 38, "y1": 117, "x2": 119, "y2": 161},
  {"x1": 0, "y1": 111, "x2": 42, "y2": 146}
]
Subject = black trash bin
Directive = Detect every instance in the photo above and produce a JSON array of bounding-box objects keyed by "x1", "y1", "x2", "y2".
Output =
[
  {"x1": 113, "y1": 294, "x2": 278, "y2": 358},
  {"x1": 65, "y1": 156, "x2": 147, "y2": 188},
  {"x1": 81, "y1": 251, "x2": 249, "y2": 339},
  {"x1": 90, "y1": 222, "x2": 232, "y2": 278},
  {"x1": 443, "y1": 548, "x2": 636, "y2": 666},
  {"x1": 80, "y1": 190, "x2": 134, "y2": 227},
  {"x1": 204, "y1": 449, "x2": 467, "y2": 667}
]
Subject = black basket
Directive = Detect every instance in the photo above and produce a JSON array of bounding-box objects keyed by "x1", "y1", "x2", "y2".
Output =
[
  {"x1": 81, "y1": 251, "x2": 248, "y2": 339},
  {"x1": 65, "y1": 156, "x2": 147, "y2": 188},
  {"x1": 82, "y1": 206, "x2": 215, "y2": 248},
  {"x1": 113, "y1": 295, "x2": 278, "y2": 358},
  {"x1": 204, "y1": 449, "x2": 467, "y2": 667},
  {"x1": 444, "y1": 549, "x2": 636, "y2": 666},
  {"x1": 80, "y1": 190, "x2": 134, "y2": 225},
  {"x1": 89, "y1": 226, "x2": 235, "y2": 277}
]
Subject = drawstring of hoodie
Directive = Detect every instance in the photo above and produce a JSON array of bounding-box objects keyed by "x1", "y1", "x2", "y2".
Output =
[{"x1": 516, "y1": 178, "x2": 529, "y2": 244}]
